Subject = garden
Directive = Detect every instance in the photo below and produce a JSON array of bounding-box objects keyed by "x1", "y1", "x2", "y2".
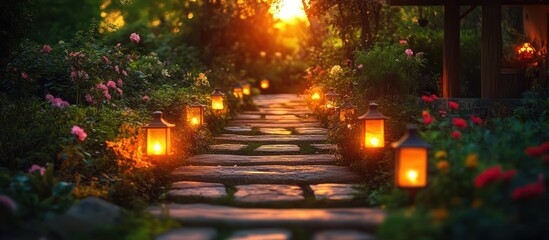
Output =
[{"x1": 1, "y1": 0, "x2": 548, "y2": 239}]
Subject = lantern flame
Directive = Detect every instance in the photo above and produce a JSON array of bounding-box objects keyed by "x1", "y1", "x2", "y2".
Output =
[
  {"x1": 190, "y1": 117, "x2": 199, "y2": 125},
  {"x1": 153, "y1": 143, "x2": 163, "y2": 155},
  {"x1": 407, "y1": 170, "x2": 418, "y2": 183},
  {"x1": 369, "y1": 137, "x2": 380, "y2": 147},
  {"x1": 311, "y1": 92, "x2": 320, "y2": 100},
  {"x1": 260, "y1": 80, "x2": 269, "y2": 89},
  {"x1": 243, "y1": 88, "x2": 250, "y2": 96}
]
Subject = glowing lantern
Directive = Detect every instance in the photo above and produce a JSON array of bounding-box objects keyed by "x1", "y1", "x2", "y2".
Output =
[
  {"x1": 186, "y1": 101, "x2": 204, "y2": 127},
  {"x1": 233, "y1": 83, "x2": 243, "y2": 99},
  {"x1": 242, "y1": 82, "x2": 251, "y2": 96},
  {"x1": 260, "y1": 79, "x2": 269, "y2": 89},
  {"x1": 358, "y1": 102, "x2": 388, "y2": 148},
  {"x1": 391, "y1": 125, "x2": 430, "y2": 189},
  {"x1": 518, "y1": 42, "x2": 535, "y2": 61},
  {"x1": 324, "y1": 88, "x2": 340, "y2": 109},
  {"x1": 144, "y1": 111, "x2": 175, "y2": 157},
  {"x1": 211, "y1": 88, "x2": 225, "y2": 111},
  {"x1": 339, "y1": 96, "x2": 355, "y2": 122},
  {"x1": 311, "y1": 89, "x2": 322, "y2": 101}
]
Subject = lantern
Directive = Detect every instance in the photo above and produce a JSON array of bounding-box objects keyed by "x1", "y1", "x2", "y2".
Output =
[
  {"x1": 242, "y1": 82, "x2": 251, "y2": 96},
  {"x1": 143, "y1": 111, "x2": 175, "y2": 157},
  {"x1": 325, "y1": 88, "x2": 340, "y2": 109},
  {"x1": 260, "y1": 79, "x2": 269, "y2": 89},
  {"x1": 391, "y1": 125, "x2": 430, "y2": 189},
  {"x1": 233, "y1": 83, "x2": 243, "y2": 99},
  {"x1": 518, "y1": 42, "x2": 535, "y2": 61},
  {"x1": 358, "y1": 102, "x2": 388, "y2": 148},
  {"x1": 211, "y1": 88, "x2": 225, "y2": 111},
  {"x1": 311, "y1": 89, "x2": 322, "y2": 101},
  {"x1": 339, "y1": 96, "x2": 355, "y2": 122},
  {"x1": 186, "y1": 101, "x2": 204, "y2": 127}
]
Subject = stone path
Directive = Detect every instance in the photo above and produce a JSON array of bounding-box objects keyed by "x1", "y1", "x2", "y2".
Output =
[{"x1": 152, "y1": 94, "x2": 384, "y2": 239}]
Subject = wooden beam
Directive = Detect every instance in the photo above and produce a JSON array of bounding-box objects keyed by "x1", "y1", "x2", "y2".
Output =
[
  {"x1": 481, "y1": 0, "x2": 503, "y2": 98},
  {"x1": 443, "y1": 1, "x2": 461, "y2": 98}
]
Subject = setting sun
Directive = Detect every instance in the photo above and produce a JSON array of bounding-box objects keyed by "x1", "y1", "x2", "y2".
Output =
[{"x1": 270, "y1": 0, "x2": 307, "y2": 23}]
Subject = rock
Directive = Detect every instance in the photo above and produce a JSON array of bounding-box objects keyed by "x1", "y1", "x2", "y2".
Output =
[
  {"x1": 310, "y1": 184, "x2": 357, "y2": 200},
  {"x1": 148, "y1": 204, "x2": 385, "y2": 231},
  {"x1": 169, "y1": 181, "x2": 226, "y2": 199},
  {"x1": 171, "y1": 165, "x2": 362, "y2": 185},
  {"x1": 234, "y1": 114, "x2": 262, "y2": 120},
  {"x1": 259, "y1": 128, "x2": 293, "y2": 135},
  {"x1": 210, "y1": 144, "x2": 248, "y2": 151},
  {"x1": 186, "y1": 154, "x2": 337, "y2": 166},
  {"x1": 310, "y1": 144, "x2": 337, "y2": 151},
  {"x1": 224, "y1": 126, "x2": 253, "y2": 133},
  {"x1": 296, "y1": 127, "x2": 328, "y2": 135},
  {"x1": 230, "y1": 122, "x2": 320, "y2": 128},
  {"x1": 313, "y1": 230, "x2": 376, "y2": 240},
  {"x1": 157, "y1": 228, "x2": 217, "y2": 240},
  {"x1": 214, "y1": 134, "x2": 326, "y2": 142},
  {"x1": 229, "y1": 229, "x2": 292, "y2": 240},
  {"x1": 265, "y1": 115, "x2": 301, "y2": 120},
  {"x1": 254, "y1": 144, "x2": 300, "y2": 153},
  {"x1": 234, "y1": 184, "x2": 304, "y2": 203}
]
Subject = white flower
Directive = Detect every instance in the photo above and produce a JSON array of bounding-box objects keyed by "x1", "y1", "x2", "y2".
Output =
[
  {"x1": 161, "y1": 69, "x2": 171, "y2": 78},
  {"x1": 194, "y1": 73, "x2": 210, "y2": 87},
  {"x1": 330, "y1": 65, "x2": 343, "y2": 76}
]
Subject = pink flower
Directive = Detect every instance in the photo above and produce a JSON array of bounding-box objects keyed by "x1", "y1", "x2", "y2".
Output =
[
  {"x1": 102, "y1": 56, "x2": 110, "y2": 64},
  {"x1": 405, "y1": 49, "x2": 414, "y2": 56},
  {"x1": 449, "y1": 101, "x2": 459, "y2": 110},
  {"x1": 451, "y1": 131, "x2": 461, "y2": 139},
  {"x1": 107, "y1": 80, "x2": 117, "y2": 89},
  {"x1": 0, "y1": 195, "x2": 17, "y2": 213},
  {"x1": 71, "y1": 126, "x2": 87, "y2": 141},
  {"x1": 431, "y1": 94, "x2": 438, "y2": 100},
  {"x1": 143, "y1": 95, "x2": 150, "y2": 101},
  {"x1": 105, "y1": 92, "x2": 112, "y2": 101},
  {"x1": 70, "y1": 68, "x2": 77, "y2": 81},
  {"x1": 122, "y1": 70, "x2": 128, "y2": 76},
  {"x1": 452, "y1": 118, "x2": 468, "y2": 128},
  {"x1": 41, "y1": 45, "x2": 52, "y2": 53},
  {"x1": 117, "y1": 79, "x2": 123, "y2": 86},
  {"x1": 114, "y1": 65, "x2": 120, "y2": 73},
  {"x1": 45, "y1": 94, "x2": 54, "y2": 102},
  {"x1": 129, "y1": 33, "x2": 140, "y2": 43},
  {"x1": 28, "y1": 164, "x2": 46, "y2": 176},
  {"x1": 96, "y1": 83, "x2": 108, "y2": 91},
  {"x1": 439, "y1": 110, "x2": 447, "y2": 117},
  {"x1": 52, "y1": 98, "x2": 70, "y2": 109},
  {"x1": 116, "y1": 88, "x2": 123, "y2": 95},
  {"x1": 474, "y1": 165, "x2": 502, "y2": 188},
  {"x1": 357, "y1": 64, "x2": 363, "y2": 69},
  {"x1": 421, "y1": 95, "x2": 433, "y2": 103},
  {"x1": 399, "y1": 39, "x2": 408, "y2": 45},
  {"x1": 471, "y1": 116, "x2": 483, "y2": 125},
  {"x1": 85, "y1": 94, "x2": 95, "y2": 104},
  {"x1": 21, "y1": 72, "x2": 29, "y2": 80}
]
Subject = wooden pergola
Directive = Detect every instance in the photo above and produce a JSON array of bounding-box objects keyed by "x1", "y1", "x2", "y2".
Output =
[{"x1": 388, "y1": 0, "x2": 547, "y2": 98}]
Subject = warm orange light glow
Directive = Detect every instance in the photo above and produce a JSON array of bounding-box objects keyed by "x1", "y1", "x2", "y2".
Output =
[
  {"x1": 260, "y1": 79, "x2": 269, "y2": 89},
  {"x1": 212, "y1": 96, "x2": 224, "y2": 110},
  {"x1": 147, "y1": 128, "x2": 167, "y2": 156},
  {"x1": 186, "y1": 105, "x2": 203, "y2": 127},
  {"x1": 518, "y1": 42, "x2": 535, "y2": 60},
  {"x1": 397, "y1": 148, "x2": 427, "y2": 188},
  {"x1": 311, "y1": 92, "x2": 321, "y2": 100},
  {"x1": 243, "y1": 84, "x2": 251, "y2": 96},
  {"x1": 339, "y1": 109, "x2": 355, "y2": 122},
  {"x1": 233, "y1": 88, "x2": 243, "y2": 99},
  {"x1": 153, "y1": 143, "x2": 162, "y2": 154},
  {"x1": 190, "y1": 117, "x2": 199, "y2": 125},
  {"x1": 364, "y1": 119, "x2": 385, "y2": 148},
  {"x1": 270, "y1": 0, "x2": 307, "y2": 23}
]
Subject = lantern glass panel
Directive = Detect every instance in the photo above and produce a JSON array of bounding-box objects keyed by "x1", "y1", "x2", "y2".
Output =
[
  {"x1": 340, "y1": 108, "x2": 355, "y2": 122},
  {"x1": 212, "y1": 96, "x2": 224, "y2": 110},
  {"x1": 187, "y1": 106, "x2": 203, "y2": 126},
  {"x1": 397, "y1": 148, "x2": 427, "y2": 188},
  {"x1": 243, "y1": 84, "x2": 251, "y2": 95},
  {"x1": 147, "y1": 128, "x2": 167, "y2": 156},
  {"x1": 364, "y1": 119, "x2": 385, "y2": 148},
  {"x1": 260, "y1": 80, "x2": 269, "y2": 89},
  {"x1": 311, "y1": 92, "x2": 321, "y2": 100},
  {"x1": 233, "y1": 88, "x2": 243, "y2": 99}
]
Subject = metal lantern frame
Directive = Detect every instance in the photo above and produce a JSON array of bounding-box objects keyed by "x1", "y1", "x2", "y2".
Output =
[
  {"x1": 338, "y1": 96, "x2": 355, "y2": 122},
  {"x1": 233, "y1": 83, "x2": 243, "y2": 99},
  {"x1": 143, "y1": 111, "x2": 175, "y2": 157},
  {"x1": 324, "y1": 88, "x2": 340, "y2": 109},
  {"x1": 358, "y1": 102, "x2": 388, "y2": 149},
  {"x1": 210, "y1": 88, "x2": 226, "y2": 111},
  {"x1": 391, "y1": 124, "x2": 431, "y2": 189},
  {"x1": 186, "y1": 101, "x2": 204, "y2": 127}
]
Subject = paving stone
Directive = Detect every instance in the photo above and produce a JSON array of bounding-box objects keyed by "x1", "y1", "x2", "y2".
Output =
[
  {"x1": 157, "y1": 228, "x2": 217, "y2": 240},
  {"x1": 234, "y1": 114, "x2": 262, "y2": 120},
  {"x1": 233, "y1": 119, "x2": 318, "y2": 124},
  {"x1": 230, "y1": 122, "x2": 321, "y2": 128},
  {"x1": 310, "y1": 184, "x2": 357, "y2": 200},
  {"x1": 225, "y1": 126, "x2": 253, "y2": 133},
  {"x1": 229, "y1": 229, "x2": 292, "y2": 240},
  {"x1": 169, "y1": 181, "x2": 226, "y2": 199},
  {"x1": 259, "y1": 128, "x2": 292, "y2": 135},
  {"x1": 186, "y1": 154, "x2": 337, "y2": 166},
  {"x1": 209, "y1": 144, "x2": 248, "y2": 151},
  {"x1": 241, "y1": 111, "x2": 312, "y2": 116},
  {"x1": 255, "y1": 144, "x2": 300, "y2": 153},
  {"x1": 149, "y1": 204, "x2": 385, "y2": 231},
  {"x1": 171, "y1": 165, "x2": 361, "y2": 184},
  {"x1": 313, "y1": 230, "x2": 376, "y2": 240},
  {"x1": 310, "y1": 144, "x2": 337, "y2": 151},
  {"x1": 234, "y1": 184, "x2": 304, "y2": 203},
  {"x1": 296, "y1": 127, "x2": 328, "y2": 135},
  {"x1": 215, "y1": 134, "x2": 326, "y2": 142},
  {"x1": 265, "y1": 115, "x2": 301, "y2": 120}
]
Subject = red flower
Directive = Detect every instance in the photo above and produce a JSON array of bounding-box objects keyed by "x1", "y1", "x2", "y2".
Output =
[
  {"x1": 502, "y1": 169, "x2": 517, "y2": 182},
  {"x1": 525, "y1": 146, "x2": 544, "y2": 157},
  {"x1": 541, "y1": 142, "x2": 549, "y2": 153},
  {"x1": 512, "y1": 182, "x2": 545, "y2": 201},
  {"x1": 439, "y1": 110, "x2": 447, "y2": 117},
  {"x1": 449, "y1": 101, "x2": 459, "y2": 110},
  {"x1": 452, "y1": 118, "x2": 468, "y2": 128},
  {"x1": 423, "y1": 116, "x2": 434, "y2": 125},
  {"x1": 422, "y1": 110, "x2": 430, "y2": 117},
  {"x1": 474, "y1": 165, "x2": 502, "y2": 188},
  {"x1": 470, "y1": 116, "x2": 483, "y2": 125},
  {"x1": 431, "y1": 94, "x2": 439, "y2": 100},
  {"x1": 451, "y1": 131, "x2": 462, "y2": 139},
  {"x1": 422, "y1": 95, "x2": 433, "y2": 103}
]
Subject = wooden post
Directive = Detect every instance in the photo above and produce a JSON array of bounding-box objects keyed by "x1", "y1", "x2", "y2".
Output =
[
  {"x1": 443, "y1": 1, "x2": 461, "y2": 98},
  {"x1": 481, "y1": 0, "x2": 502, "y2": 98}
]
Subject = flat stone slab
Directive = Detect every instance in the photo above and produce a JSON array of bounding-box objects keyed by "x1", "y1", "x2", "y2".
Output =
[
  {"x1": 296, "y1": 127, "x2": 328, "y2": 135},
  {"x1": 157, "y1": 228, "x2": 217, "y2": 240},
  {"x1": 310, "y1": 144, "x2": 337, "y2": 151},
  {"x1": 186, "y1": 154, "x2": 337, "y2": 166},
  {"x1": 265, "y1": 115, "x2": 301, "y2": 120},
  {"x1": 259, "y1": 128, "x2": 292, "y2": 135},
  {"x1": 209, "y1": 144, "x2": 247, "y2": 151},
  {"x1": 169, "y1": 181, "x2": 226, "y2": 199},
  {"x1": 171, "y1": 165, "x2": 361, "y2": 184},
  {"x1": 224, "y1": 126, "x2": 253, "y2": 133},
  {"x1": 234, "y1": 184, "x2": 304, "y2": 203},
  {"x1": 149, "y1": 204, "x2": 385, "y2": 231},
  {"x1": 233, "y1": 119, "x2": 318, "y2": 124},
  {"x1": 229, "y1": 229, "x2": 291, "y2": 240},
  {"x1": 255, "y1": 144, "x2": 300, "y2": 153},
  {"x1": 241, "y1": 110, "x2": 312, "y2": 116},
  {"x1": 215, "y1": 134, "x2": 326, "y2": 142},
  {"x1": 310, "y1": 184, "x2": 357, "y2": 200},
  {"x1": 313, "y1": 230, "x2": 375, "y2": 240},
  {"x1": 234, "y1": 114, "x2": 262, "y2": 120},
  {"x1": 230, "y1": 122, "x2": 320, "y2": 128}
]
